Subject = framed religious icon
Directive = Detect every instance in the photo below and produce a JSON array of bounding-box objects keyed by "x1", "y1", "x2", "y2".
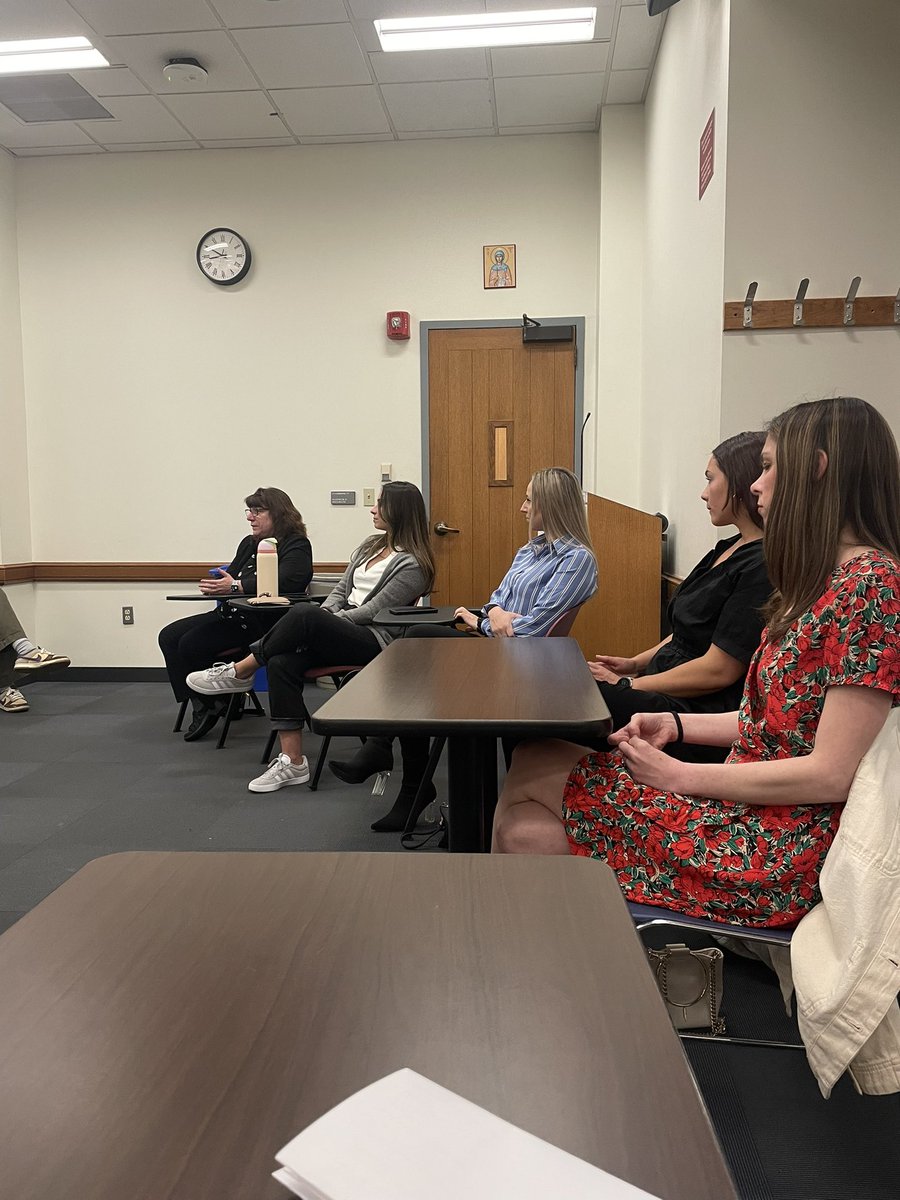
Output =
[{"x1": 483, "y1": 244, "x2": 516, "y2": 289}]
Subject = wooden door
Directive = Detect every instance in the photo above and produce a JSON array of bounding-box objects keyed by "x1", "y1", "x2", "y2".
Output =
[{"x1": 428, "y1": 326, "x2": 576, "y2": 606}]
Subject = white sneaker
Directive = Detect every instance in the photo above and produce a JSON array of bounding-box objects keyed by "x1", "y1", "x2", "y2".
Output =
[
  {"x1": 186, "y1": 662, "x2": 254, "y2": 696},
  {"x1": 14, "y1": 646, "x2": 70, "y2": 672},
  {"x1": 248, "y1": 754, "x2": 310, "y2": 793},
  {"x1": 0, "y1": 686, "x2": 28, "y2": 713}
]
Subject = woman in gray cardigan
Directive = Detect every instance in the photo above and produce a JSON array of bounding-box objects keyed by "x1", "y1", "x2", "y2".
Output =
[{"x1": 187, "y1": 482, "x2": 435, "y2": 794}]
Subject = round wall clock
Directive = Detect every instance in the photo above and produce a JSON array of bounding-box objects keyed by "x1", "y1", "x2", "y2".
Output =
[{"x1": 196, "y1": 228, "x2": 251, "y2": 286}]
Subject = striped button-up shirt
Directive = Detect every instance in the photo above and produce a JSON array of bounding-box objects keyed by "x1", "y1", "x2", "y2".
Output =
[{"x1": 480, "y1": 535, "x2": 598, "y2": 637}]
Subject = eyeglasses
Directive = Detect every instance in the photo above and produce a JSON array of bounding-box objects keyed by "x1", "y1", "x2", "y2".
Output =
[{"x1": 245, "y1": 507, "x2": 268, "y2": 517}]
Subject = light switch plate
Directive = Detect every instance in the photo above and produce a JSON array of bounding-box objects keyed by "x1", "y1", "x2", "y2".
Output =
[{"x1": 363, "y1": 488, "x2": 376, "y2": 506}]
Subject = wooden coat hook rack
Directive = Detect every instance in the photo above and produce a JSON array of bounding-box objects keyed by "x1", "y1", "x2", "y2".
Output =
[{"x1": 724, "y1": 277, "x2": 900, "y2": 331}]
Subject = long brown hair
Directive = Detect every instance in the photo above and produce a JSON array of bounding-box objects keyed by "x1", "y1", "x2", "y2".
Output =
[
  {"x1": 244, "y1": 487, "x2": 307, "y2": 540},
  {"x1": 712, "y1": 431, "x2": 765, "y2": 529},
  {"x1": 360, "y1": 481, "x2": 435, "y2": 592},
  {"x1": 763, "y1": 397, "x2": 900, "y2": 640},
  {"x1": 530, "y1": 467, "x2": 594, "y2": 551}
]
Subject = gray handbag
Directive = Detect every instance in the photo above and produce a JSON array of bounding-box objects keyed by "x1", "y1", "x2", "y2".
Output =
[{"x1": 647, "y1": 943, "x2": 725, "y2": 1035}]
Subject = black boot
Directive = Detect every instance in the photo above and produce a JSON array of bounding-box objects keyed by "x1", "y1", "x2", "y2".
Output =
[
  {"x1": 183, "y1": 698, "x2": 223, "y2": 742},
  {"x1": 329, "y1": 736, "x2": 394, "y2": 784},
  {"x1": 371, "y1": 737, "x2": 436, "y2": 832}
]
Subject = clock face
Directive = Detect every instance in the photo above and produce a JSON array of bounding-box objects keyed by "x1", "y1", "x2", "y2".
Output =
[{"x1": 196, "y1": 228, "x2": 251, "y2": 286}]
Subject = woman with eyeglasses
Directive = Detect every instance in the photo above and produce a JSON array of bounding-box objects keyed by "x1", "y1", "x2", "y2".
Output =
[{"x1": 158, "y1": 487, "x2": 312, "y2": 742}]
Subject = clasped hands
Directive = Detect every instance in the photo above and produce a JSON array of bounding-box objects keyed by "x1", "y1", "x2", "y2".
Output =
[
  {"x1": 454, "y1": 605, "x2": 521, "y2": 637},
  {"x1": 609, "y1": 711, "x2": 689, "y2": 793}
]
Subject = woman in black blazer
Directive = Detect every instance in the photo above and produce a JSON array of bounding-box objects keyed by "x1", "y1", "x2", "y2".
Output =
[{"x1": 158, "y1": 486, "x2": 312, "y2": 741}]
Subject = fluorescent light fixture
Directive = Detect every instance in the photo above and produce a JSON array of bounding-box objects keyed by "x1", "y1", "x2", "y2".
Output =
[
  {"x1": 0, "y1": 36, "x2": 109, "y2": 75},
  {"x1": 375, "y1": 8, "x2": 596, "y2": 52}
]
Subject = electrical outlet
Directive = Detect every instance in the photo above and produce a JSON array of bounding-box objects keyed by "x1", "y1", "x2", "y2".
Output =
[
  {"x1": 122, "y1": 606, "x2": 134, "y2": 626},
  {"x1": 363, "y1": 487, "x2": 375, "y2": 506}
]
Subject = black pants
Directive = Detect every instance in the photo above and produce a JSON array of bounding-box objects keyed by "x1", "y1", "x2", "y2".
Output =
[
  {"x1": 253, "y1": 604, "x2": 382, "y2": 730},
  {"x1": 595, "y1": 679, "x2": 728, "y2": 764},
  {"x1": 158, "y1": 609, "x2": 261, "y2": 703}
]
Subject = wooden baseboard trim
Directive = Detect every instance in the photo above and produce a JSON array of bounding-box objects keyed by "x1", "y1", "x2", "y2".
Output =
[{"x1": 0, "y1": 562, "x2": 347, "y2": 584}]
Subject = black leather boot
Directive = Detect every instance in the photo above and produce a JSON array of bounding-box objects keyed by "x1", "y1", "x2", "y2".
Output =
[
  {"x1": 371, "y1": 737, "x2": 435, "y2": 832},
  {"x1": 329, "y1": 736, "x2": 394, "y2": 784}
]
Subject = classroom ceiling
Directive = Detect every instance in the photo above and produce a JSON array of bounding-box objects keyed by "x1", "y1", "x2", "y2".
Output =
[{"x1": 0, "y1": 0, "x2": 665, "y2": 156}]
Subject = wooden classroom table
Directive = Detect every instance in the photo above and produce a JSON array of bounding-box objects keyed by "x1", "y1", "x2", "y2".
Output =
[
  {"x1": 312, "y1": 636, "x2": 612, "y2": 851},
  {"x1": 0, "y1": 851, "x2": 736, "y2": 1200}
]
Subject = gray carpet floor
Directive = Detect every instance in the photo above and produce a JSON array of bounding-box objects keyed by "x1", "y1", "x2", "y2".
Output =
[{"x1": 0, "y1": 677, "x2": 444, "y2": 933}]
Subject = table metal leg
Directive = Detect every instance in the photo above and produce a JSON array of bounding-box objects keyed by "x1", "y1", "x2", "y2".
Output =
[{"x1": 446, "y1": 735, "x2": 497, "y2": 853}]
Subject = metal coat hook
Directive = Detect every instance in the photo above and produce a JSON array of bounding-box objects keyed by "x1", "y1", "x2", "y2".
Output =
[
  {"x1": 792, "y1": 278, "x2": 810, "y2": 327},
  {"x1": 742, "y1": 282, "x2": 758, "y2": 328},
  {"x1": 843, "y1": 276, "x2": 861, "y2": 326}
]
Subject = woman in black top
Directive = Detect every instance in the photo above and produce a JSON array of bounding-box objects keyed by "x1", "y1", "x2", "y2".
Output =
[
  {"x1": 590, "y1": 432, "x2": 771, "y2": 761},
  {"x1": 158, "y1": 486, "x2": 313, "y2": 741}
]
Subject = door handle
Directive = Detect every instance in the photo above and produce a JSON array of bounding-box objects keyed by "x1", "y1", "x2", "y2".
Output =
[{"x1": 434, "y1": 521, "x2": 460, "y2": 536}]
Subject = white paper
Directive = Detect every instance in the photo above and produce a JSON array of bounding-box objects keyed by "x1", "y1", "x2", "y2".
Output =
[{"x1": 273, "y1": 1068, "x2": 660, "y2": 1200}]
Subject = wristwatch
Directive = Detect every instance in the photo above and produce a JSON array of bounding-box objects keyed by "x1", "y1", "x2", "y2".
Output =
[
  {"x1": 617, "y1": 676, "x2": 633, "y2": 690},
  {"x1": 230, "y1": 582, "x2": 239, "y2": 594}
]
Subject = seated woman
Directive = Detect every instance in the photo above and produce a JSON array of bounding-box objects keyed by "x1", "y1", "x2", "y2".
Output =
[
  {"x1": 331, "y1": 466, "x2": 598, "y2": 832},
  {"x1": 187, "y1": 481, "x2": 435, "y2": 793},
  {"x1": 159, "y1": 487, "x2": 312, "y2": 742},
  {"x1": 589, "y1": 431, "x2": 771, "y2": 762},
  {"x1": 493, "y1": 397, "x2": 900, "y2": 927}
]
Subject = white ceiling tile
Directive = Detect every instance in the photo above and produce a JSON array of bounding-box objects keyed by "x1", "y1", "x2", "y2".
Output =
[
  {"x1": 273, "y1": 86, "x2": 390, "y2": 137},
  {"x1": 232, "y1": 24, "x2": 371, "y2": 88},
  {"x1": 12, "y1": 143, "x2": 106, "y2": 155},
  {"x1": 349, "y1": 0, "x2": 487, "y2": 18},
  {"x1": 611, "y1": 4, "x2": 662, "y2": 70},
  {"x1": 105, "y1": 31, "x2": 260, "y2": 93},
  {"x1": 210, "y1": 0, "x2": 349, "y2": 26},
  {"x1": 76, "y1": 95, "x2": 195, "y2": 143},
  {"x1": 381, "y1": 79, "x2": 493, "y2": 132},
  {"x1": 605, "y1": 68, "x2": 646, "y2": 104},
  {"x1": 490, "y1": 42, "x2": 609, "y2": 78},
  {"x1": 164, "y1": 91, "x2": 286, "y2": 140},
  {"x1": 495, "y1": 73, "x2": 603, "y2": 127},
  {"x1": 0, "y1": 116, "x2": 95, "y2": 148},
  {"x1": 370, "y1": 48, "x2": 488, "y2": 84},
  {"x1": 70, "y1": 67, "x2": 149, "y2": 97},
  {"x1": 299, "y1": 131, "x2": 394, "y2": 143},
  {"x1": 66, "y1": 0, "x2": 219, "y2": 37},
  {"x1": 0, "y1": 0, "x2": 92, "y2": 39},
  {"x1": 499, "y1": 122, "x2": 596, "y2": 135},
  {"x1": 200, "y1": 137, "x2": 297, "y2": 147}
]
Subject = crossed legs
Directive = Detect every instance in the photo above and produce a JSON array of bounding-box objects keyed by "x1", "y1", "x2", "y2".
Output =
[{"x1": 492, "y1": 738, "x2": 591, "y2": 854}]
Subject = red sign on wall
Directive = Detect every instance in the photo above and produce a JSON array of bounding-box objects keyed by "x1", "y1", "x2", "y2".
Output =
[{"x1": 699, "y1": 108, "x2": 715, "y2": 199}]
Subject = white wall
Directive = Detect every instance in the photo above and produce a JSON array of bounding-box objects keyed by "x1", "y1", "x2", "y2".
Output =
[
  {"x1": 14, "y1": 134, "x2": 599, "y2": 664},
  {"x1": 721, "y1": 0, "x2": 900, "y2": 436},
  {"x1": 594, "y1": 105, "x2": 645, "y2": 509},
  {"x1": 641, "y1": 0, "x2": 730, "y2": 576},
  {"x1": 0, "y1": 149, "x2": 34, "y2": 638}
]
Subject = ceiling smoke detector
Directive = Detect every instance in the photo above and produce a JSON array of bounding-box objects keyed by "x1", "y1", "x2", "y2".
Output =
[{"x1": 162, "y1": 58, "x2": 208, "y2": 87}]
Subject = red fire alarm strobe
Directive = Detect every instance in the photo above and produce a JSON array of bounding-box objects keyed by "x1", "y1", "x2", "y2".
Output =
[{"x1": 386, "y1": 311, "x2": 410, "y2": 340}]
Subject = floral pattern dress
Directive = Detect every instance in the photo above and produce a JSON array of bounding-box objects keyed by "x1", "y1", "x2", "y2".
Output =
[{"x1": 563, "y1": 552, "x2": 900, "y2": 926}]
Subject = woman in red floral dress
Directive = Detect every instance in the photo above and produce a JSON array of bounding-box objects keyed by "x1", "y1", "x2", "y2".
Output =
[{"x1": 493, "y1": 397, "x2": 900, "y2": 926}]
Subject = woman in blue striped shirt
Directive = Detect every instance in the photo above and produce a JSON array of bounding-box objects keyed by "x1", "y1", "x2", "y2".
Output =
[{"x1": 331, "y1": 467, "x2": 598, "y2": 831}]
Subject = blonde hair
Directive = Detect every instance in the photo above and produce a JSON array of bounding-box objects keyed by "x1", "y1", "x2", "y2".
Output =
[{"x1": 530, "y1": 467, "x2": 593, "y2": 550}]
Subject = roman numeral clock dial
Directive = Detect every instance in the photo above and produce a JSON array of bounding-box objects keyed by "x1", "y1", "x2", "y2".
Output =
[{"x1": 196, "y1": 228, "x2": 251, "y2": 286}]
